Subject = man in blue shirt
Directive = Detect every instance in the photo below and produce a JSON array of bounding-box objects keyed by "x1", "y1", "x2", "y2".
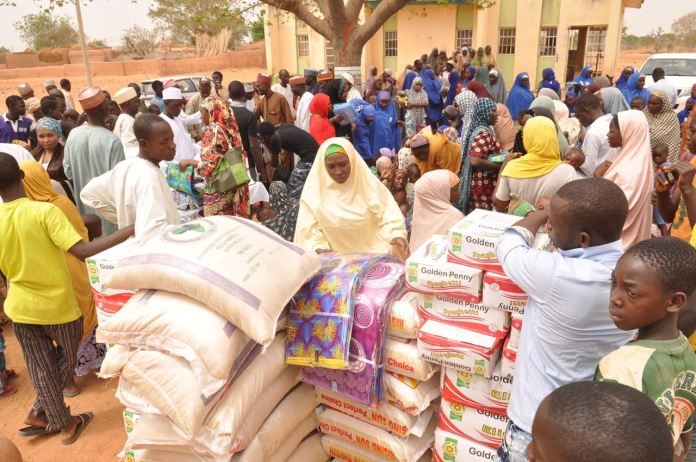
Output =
[
  {"x1": 150, "y1": 80, "x2": 164, "y2": 113},
  {"x1": 496, "y1": 178, "x2": 636, "y2": 462},
  {"x1": 0, "y1": 96, "x2": 32, "y2": 144}
]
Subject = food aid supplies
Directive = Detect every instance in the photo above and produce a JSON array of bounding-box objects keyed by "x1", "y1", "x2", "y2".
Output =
[
  {"x1": 122, "y1": 409, "x2": 145, "y2": 462},
  {"x1": 388, "y1": 292, "x2": 420, "y2": 339},
  {"x1": 384, "y1": 337, "x2": 439, "y2": 382},
  {"x1": 406, "y1": 235, "x2": 483, "y2": 302},
  {"x1": 501, "y1": 336, "x2": 517, "y2": 377},
  {"x1": 447, "y1": 210, "x2": 520, "y2": 271},
  {"x1": 97, "y1": 290, "x2": 254, "y2": 398},
  {"x1": 417, "y1": 294, "x2": 509, "y2": 338},
  {"x1": 320, "y1": 436, "x2": 433, "y2": 462},
  {"x1": 481, "y1": 272, "x2": 527, "y2": 314},
  {"x1": 433, "y1": 428, "x2": 498, "y2": 462},
  {"x1": 417, "y1": 320, "x2": 503, "y2": 378},
  {"x1": 231, "y1": 384, "x2": 317, "y2": 462},
  {"x1": 509, "y1": 314, "x2": 523, "y2": 350},
  {"x1": 440, "y1": 362, "x2": 512, "y2": 415},
  {"x1": 384, "y1": 372, "x2": 440, "y2": 417},
  {"x1": 104, "y1": 217, "x2": 321, "y2": 347},
  {"x1": 86, "y1": 241, "x2": 136, "y2": 325},
  {"x1": 267, "y1": 419, "x2": 320, "y2": 461},
  {"x1": 437, "y1": 398, "x2": 508, "y2": 448},
  {"x1": 287, "y1": 433, "x2": 329, "y2": 462},
  {"x1": 317, "y1": 407, "x2": 436, "y2": 462}
]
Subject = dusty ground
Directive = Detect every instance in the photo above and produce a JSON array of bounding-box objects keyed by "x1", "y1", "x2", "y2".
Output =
[
  {"x1": 1, "y1": 324, "x2": 126, "y2": 462},
  {"x1": 614, "y1": 48, "x2": 654, "y2": 75}
]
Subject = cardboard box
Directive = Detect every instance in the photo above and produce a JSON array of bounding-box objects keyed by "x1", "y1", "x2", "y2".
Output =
[
  {"x1": 438, "y1": 398, "x2": 508, "y2": 449},
  {"x1": 122, "y1": 409, "x2": 145, "y2": 462},
  {"x1": 85, "y1": 240, "x2": 135, "y2": 294},
  {"x1": 406, "y1": 235, "x2": 483, "y2": 302},
  {"x1": 447, "y1": 210, "x2": 520, "y2": 272},
  {"x1": 509, "y1": 314, "x2": 523, "y2": 350},
  {"x1": 440, "y1": 362, "x2": 513, "y2": 415},
  {"x1": 433, "y1": 428, "x2": 499, "y2": 462},
  {"x1": 501, "y1": 336, "x2": 517, "y2": 377},
  {"x1": 417, "y1": 320, "x2": 502, "y2": 378},
  {"x1": 482, "y1": 271, "x2": 528, "y2": 315},
  {"x1": 418, "y1": 294, "x2": 510, "y2": 338}
]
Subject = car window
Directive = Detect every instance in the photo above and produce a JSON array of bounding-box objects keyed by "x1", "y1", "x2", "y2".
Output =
[
  {"x1": 176, "y1": 79, "x2": 197, "y2": 93},
  {"x1": 641, "y1": 59, "x2": 696, "y2": 77}
]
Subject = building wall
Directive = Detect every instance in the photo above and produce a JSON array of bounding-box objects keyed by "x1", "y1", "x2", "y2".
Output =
[{"x1": 265, "y1": 1, "x2": 637, "y2": 89}]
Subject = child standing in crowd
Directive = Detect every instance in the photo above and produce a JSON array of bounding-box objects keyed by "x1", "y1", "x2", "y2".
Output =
[
  {"x1": 527, "y1": 381, "x2": 673, "y2": 462},
  {"x1": 0, "y1": 153, "x2": 134, "y2": 444},
  {"x1": 652, "y1": 142, "x2": 672, "y2": 235},
  {"x1": 595, "y1": 237, "x2": 696, "y2": 460},
  {"x1": 496, "y1": 178, "x2": 636, "y2": 461}
]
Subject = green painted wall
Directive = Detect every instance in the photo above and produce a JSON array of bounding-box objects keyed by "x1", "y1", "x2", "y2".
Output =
[
  {"x1": 541, "y1": 0, "x2": 561, "y2": 27},
  {"x1": 456, "y1": 4, "x2": 474, "y2": 29},
  {"x1": 499, "y1": 0, "x2": 517, "y2": 27},
  {"x1": 536, "y1": 56, "x2": 556, "y2": 89},
  {"x1": 497, "y1": 0, "x2": 517, "y2": 83},
  {"x1": 497, "y1": 55, "x2": 515, "y2": 85}
]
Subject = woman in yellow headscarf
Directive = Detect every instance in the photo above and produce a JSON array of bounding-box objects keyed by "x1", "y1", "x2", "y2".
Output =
[
  {"x1": 20, "y1": 160, "x2": 103, "y2": 395},
  {"x1": 493, "y1": 117, "x2": 583, "y2": 212},
  {"x1": 294, "y1": 137, "x2": 408, "y2": 258}
]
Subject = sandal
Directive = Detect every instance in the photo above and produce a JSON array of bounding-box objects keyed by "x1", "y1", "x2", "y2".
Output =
[
  {"x1": 62, "y1": 389, "x2": 81, "y2": 398},
  {"x1": 62, "y1": 412, "x2": 94, "y2": 445},
  {"x1": 18, "y1": 425, "x2": 59, "y2": 437}
]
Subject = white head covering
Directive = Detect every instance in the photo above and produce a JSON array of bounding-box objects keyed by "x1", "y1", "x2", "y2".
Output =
[
  {"x1": 341, "y1": 73, "x2": 355, "y2": 85},
  {"x1": 113, "y1": 87, "x2": 138, "y2": 105},
  {"x1": 163, "y1": 87, "x2": 183, "y2": 101}
]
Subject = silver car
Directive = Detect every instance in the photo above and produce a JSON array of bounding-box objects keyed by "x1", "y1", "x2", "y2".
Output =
[{"x1": 140, "y1": 76, "x2": 205, "y2": 107}]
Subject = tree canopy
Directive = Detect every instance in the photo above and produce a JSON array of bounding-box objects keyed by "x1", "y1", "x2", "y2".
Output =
[
  {"x1": 14, "y1": 11, "x2": 79, "y2": 50},
  {"x1": 672, "y1": 10, "x2": 696, "y2": 44}
]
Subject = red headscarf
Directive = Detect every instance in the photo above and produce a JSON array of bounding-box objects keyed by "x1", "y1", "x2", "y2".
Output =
[
  {"x1": 466, "y1": 81, "x2": 493, "y2": 99},
  {"x1": 309, "y1": 94, "x2": 336, "y2": 145}
]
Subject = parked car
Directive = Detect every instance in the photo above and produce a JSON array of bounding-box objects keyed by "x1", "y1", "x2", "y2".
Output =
[
  {"x1": 140, "y1": 76, "x2": 205, "y2": 107},
  {"x1": 639, "y1": 53, "x2": 696, "y2": 110}
]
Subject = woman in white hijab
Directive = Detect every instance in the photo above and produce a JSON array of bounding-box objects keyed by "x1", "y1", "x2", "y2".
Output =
[
  {"x1": 409, "y1": 169, "x2": 464, "y2": 252},
  {"x1": 553, "y1": 100, "x2": 582, "y2": 147}
]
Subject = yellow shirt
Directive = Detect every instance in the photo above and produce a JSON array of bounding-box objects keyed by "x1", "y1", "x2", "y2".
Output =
[{"x1": 0, "y1": 198, "x2": 82, "y2": 325}]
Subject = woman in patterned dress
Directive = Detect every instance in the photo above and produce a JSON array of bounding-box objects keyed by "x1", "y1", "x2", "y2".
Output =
[{"x1": 198, "y1": 97, "x2": 250, "y2": 218}]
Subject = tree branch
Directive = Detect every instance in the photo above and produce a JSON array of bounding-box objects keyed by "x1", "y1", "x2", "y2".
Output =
[
  {"x1": 345, "y1": 0, "x2": 363, "y2": 25},
  {"x1": 353, "y1": 0, "x2": 409, "y2": 45},
  {"x1": 260, "y1": 0, "x2": 331, "y2": 39}
]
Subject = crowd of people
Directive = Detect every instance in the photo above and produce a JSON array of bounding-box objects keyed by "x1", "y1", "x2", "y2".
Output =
[{"x1": 0, "y1": 41, "x2": 695, "y2": 461}]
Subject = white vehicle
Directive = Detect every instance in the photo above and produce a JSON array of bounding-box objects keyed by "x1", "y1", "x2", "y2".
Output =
[
  {"x1": 639, "y1": 53, "x2": 696, "y2": 110},
  {"x1": 140, "y1": 76, "x2": 205, "y2": 107}
]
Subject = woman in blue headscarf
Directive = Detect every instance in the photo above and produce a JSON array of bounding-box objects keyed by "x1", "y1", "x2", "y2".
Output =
[
  {"x1": 371, "y1": 91, "x2": 400, "y2": 157},
  {"x1": 621, "y1": 73, "x2": 651, "y2": 106},
  {"x1": 351, "y1": 99, "x2": 376, "y2": 161},
  {"x1": 614, "y1": 66, "x2": 634, "y2": 90},
  {"x1": 573, "y1": 66, "x2": 593, "y2": 86},
  {"x1": 421, "y1": 68, "x2": 443, "y2": 124},
  {"x1": 460, "y1": 66, "x2": 477, "y2": 89},
  {"x1": 459, "y1": 98, "x2": 501, "y2": 212},
  {"x1": 538, "y1": 68, "x2": 561, "y2": 96},
  {"x1": 506, "y1": 72, "x2": 534, "y2": 120},
  {"x1": 446, "y1": 64, "x2": 460, "y2": 106}
]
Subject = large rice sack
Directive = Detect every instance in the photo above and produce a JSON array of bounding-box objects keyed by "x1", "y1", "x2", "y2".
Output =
[
  {"x1": 384, "y1": 372, "x2": 440, "y2": 417},
  {"x1": 233, "y1": 385, "x2": 316, "y2": 461},
  {"x1": 231, "y1": 366, "x2": 302, "y2": 451},
  {"x1": 321, "y1": 435, "x2": 433, "y2": 462},
  {"x1": 104, "y1": 217, "x2": 321, "y2": 347},
  {"x1": 136, "y1": 449, "x2": 213, "y2": 461},
  {"x1": 101, "y1": 345, "x2": 229, "y2": 438},
  {"x1": 287, "y1": 434, "x2": 329, "y2": 462},
  {"x1": 384, "y1": 337, "x2": 438, "y2": 382},
  {"x1": 387, "y1": 291, "x2": 420, "y2": 339},
  {"x1": 433, "y1": 428, "x2": 498, "y2": 462},
  {"x1": 124, "y1": 414, "x2": 213, "y2": 459},
  {"x1": 266, "y1": 416, "x2": 318, "y2": 461},
  {"x1": 317, "y1": 407, "x2": 436, "y2": 462},
  {"x1": 97, "y1": 290, "x2": 254, "y2": 398}
]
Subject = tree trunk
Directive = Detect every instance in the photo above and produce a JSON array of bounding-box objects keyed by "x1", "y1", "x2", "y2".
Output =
[{"x1": 332, "y1": 36, "x2": 364, "y2": 67}]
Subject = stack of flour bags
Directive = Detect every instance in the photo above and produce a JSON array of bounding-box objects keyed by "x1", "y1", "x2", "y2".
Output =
[
  {"x1": 285, "y1": 254, "x2": 436, "y2": 462},
  {"x1": 94, "y1": 216, "x2": 322, "y2": 461},
  {"x1": 405, "y1": 210, "x2": 549, "y2": 461}
]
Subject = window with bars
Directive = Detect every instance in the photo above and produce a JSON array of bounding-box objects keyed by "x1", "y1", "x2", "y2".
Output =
[
  {"x1": 325, "y1": 42, "x2": 335, "y2": 68},
  {"x1": 498, "y1": 28, "x2": 516, "y2": 54},
  {"x1": 297, "y1": 34, "x2": 309, "y2": 57},
  {"x1": 539, "y1": 27, "x2": 557, "y2": 56},
  {"x1": 455, "y1": 29, "x2": 473, "y2": 50},
  {"x1": 585, "y1": 26, "x2": 607, "y2": 74},
  {"x1": 384, "y1": 31, "x2": 398, "y2": 57}
]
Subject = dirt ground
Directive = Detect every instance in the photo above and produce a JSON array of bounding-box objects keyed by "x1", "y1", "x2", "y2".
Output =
[{"x1": 1, "y1": 324, "x2": 126, "y2": 462}]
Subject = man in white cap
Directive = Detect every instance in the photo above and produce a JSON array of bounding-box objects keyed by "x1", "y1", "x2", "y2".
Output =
[
  {"x1": 243, "y1": 83, "x2": 257, "y2": 112},
  {"x1": 65, "y1": 86, "x2": 125, "y2": 236},
  {"x1": 44, "y1": 80, "x2": 57, "y2": 94},
  {"x1": 341, "y1": 72, "x2": 362, "y2": 102},
  {"x1": 113, "y1": 87, "x2": 140, "y2": 157},
  {"x1": 160, "y1": 86, "x2": 201, "y2": 161},
  {"x1": 17, "y1": 83, "x2": 40, "y2": 123}
]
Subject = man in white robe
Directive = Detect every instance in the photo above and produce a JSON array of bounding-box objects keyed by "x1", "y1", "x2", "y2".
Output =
[
  {"x1": 113, "y1": 87, "x2": 140, "y2": 158},
  {"x1": 159, "y1": 87, "x2": 201, "y2": 161},
  {"x1": 271, "y1": 69, "x2": 296, "y2": 117},
  {"x1": 80, "y1": 113, "x2": 181, "y2": 242},
  {"x1": 292, "y1": 74, "x2": 313, "y2": 133}
]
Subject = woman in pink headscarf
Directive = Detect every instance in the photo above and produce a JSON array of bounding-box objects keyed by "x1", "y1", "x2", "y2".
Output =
[
  {"x1": 604, "y1": 110, "x2": 653, "y2": 249},
  {"x1": 409, "y1": 169, "x2": 464, "y2": 252}
]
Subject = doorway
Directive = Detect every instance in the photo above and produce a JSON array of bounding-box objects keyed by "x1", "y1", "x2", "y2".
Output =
[{"x1": 566, "y1": 27, "x2": 587, "y2": 83}]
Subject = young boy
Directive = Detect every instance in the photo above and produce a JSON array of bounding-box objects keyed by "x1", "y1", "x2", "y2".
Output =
[
  {"x1": 652, "y1": 142, "x2": 672, "y2": 235},
  {"x1": 0, "y1": 153, "x2": 134, "y2": 444},
  {"x1": 80, "y1": 113, "x2": 182, "y2": 241},
  {"x1": 527, "y1": 381, "x2": 673, "y2": 462},
  {"x1": 595, "y1": 237, "x2": 696, "y2": 460},
  {"x1": 495, "y1": 178, "x2": 636, "y2": 461}
]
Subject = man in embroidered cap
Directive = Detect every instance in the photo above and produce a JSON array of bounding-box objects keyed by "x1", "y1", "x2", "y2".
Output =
[
  {"x1": 291, "y1": 74, "x2": 312, "y2": 132},
  {"x1": 271, "y1": 69, "x2": 295, "y2": 118},
  {"x1": 317, "y1": 70, "x2": 333, "y2": 94},
  {"x1": 113, "y1": 87, "x2": 140, "y2": 156},
  {"x1": 243, "y1": 82, "x2": 258, "y2": 112},
  {"x1": 159, "y1": 86, "x2": 201, "y2": 161},
  {"x1": 304, "y1": 68, "x2": 320, "y2": 95},
  {"x1": 17, "y1": 83, "x2": 40, "y2": 122},
  {"x1": 254, "y1": 72, "x2": 293, "y2": 126},
  {"x1": 64, "y1": 86, "x2": 125, "y2": 235},
  {"x1": 184, "y1": 77, "x2": 211, "y2": 140},
  {"x1": 43, "y1": 80, "x2": 57, "y2": 94}
]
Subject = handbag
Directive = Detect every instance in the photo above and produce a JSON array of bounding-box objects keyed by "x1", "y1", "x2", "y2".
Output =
[
  {"x1": 166, "y1": 163, "x2": 201, "y2": 198},
  {"x1": 209, "y1": 125, "x2": 251, "y2": 193}
]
